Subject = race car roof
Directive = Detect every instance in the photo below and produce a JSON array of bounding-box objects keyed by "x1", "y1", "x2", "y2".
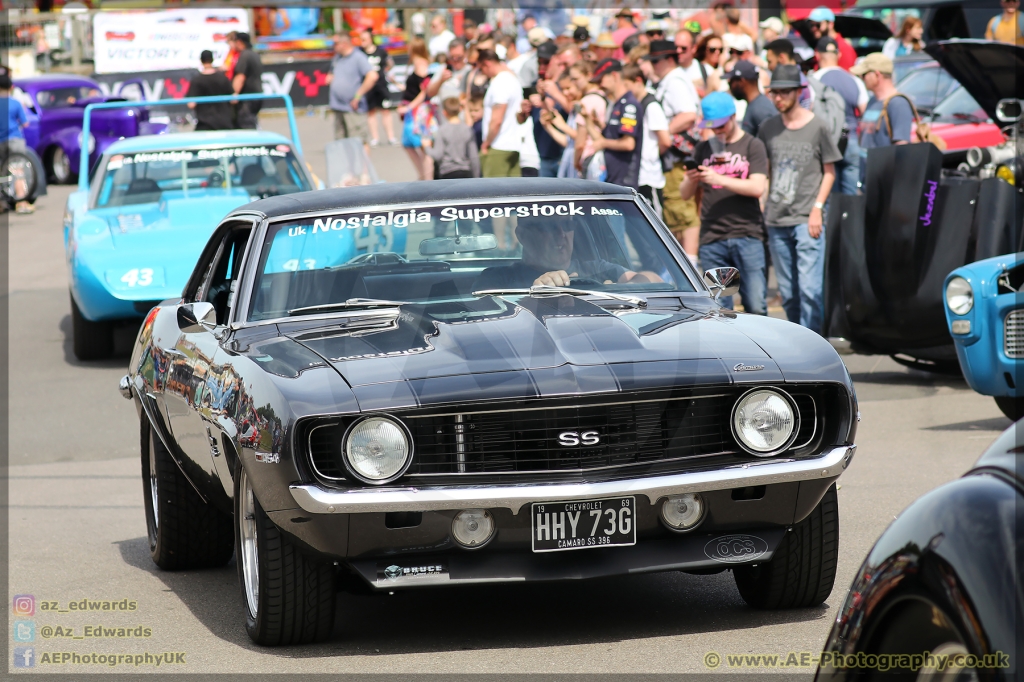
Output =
[
  {"x1": 238, "y1": 178, "x2": 635, "y2": 219},
  {"x1": 105, "y1": 130, "x2": 294, "y2": 155}
]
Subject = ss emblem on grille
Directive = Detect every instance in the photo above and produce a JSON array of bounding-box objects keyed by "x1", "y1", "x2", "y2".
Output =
[{"x1": 558, "y1": 430, "x2": 600, "y2": 446}]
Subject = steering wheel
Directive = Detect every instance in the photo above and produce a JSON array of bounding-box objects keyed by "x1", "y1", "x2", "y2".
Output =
[{"x1": 569, "y1": 277, "x2": 604, "y2": 287}]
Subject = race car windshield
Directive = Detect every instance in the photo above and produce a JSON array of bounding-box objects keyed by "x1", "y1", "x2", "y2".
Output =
[
  {"x1": 93, "y1": 144, "x2": 311, "y2": 209},
  {"x1": 249, "y1": 199, "x2": 694, "y2": 322}
]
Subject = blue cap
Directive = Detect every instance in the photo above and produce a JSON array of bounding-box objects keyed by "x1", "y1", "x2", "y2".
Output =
[
  {"x1": 808, "y1": 6, "x2": 836, "y2": 22},
  {"x1": 699, "y1": 91, "x2": 737, "y2": 128}
]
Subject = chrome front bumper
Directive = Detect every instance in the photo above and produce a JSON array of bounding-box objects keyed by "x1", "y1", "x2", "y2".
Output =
[{"x1": 289, "y1": 445, "x2": 856, "y2": 515}]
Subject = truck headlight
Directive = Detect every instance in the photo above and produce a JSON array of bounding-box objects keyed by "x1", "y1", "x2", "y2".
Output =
[
  {"x1": 77, "y1": 132, "x2": 96, "y2": 154},
  {"x1": 731, "y1": 388, "x2": 797, "y2": 456},
  {"x1": 343, "y1": 416, "x2": 411, "y2": 483},
  {"x1": 945, "y1": 277, "x2": 973, "y2": 315}
]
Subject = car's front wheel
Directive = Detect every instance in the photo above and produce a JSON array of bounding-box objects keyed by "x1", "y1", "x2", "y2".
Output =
[
  {"x1": 235, "y1": 464, "x2": 336, "y2": 646},
  {"x1": 47, "y1": 146, "x2": 76, "y2": 184},
  {"x1": 994, "y1": 396, "x2": 1024, "y2": 422},
  {"x1": 141, "y1": 418, "x2": 234, "y2": 570},
  {"x1": 734, "y1": 483, "x2": 839, "y2": 609},
  {"x1": 70, "y1": 293, "x2": 114, "y2": 361}
]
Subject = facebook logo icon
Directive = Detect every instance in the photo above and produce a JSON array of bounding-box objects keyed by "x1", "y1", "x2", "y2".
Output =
[{"x1": 13, "y1": 646, "x2": 35, "y2": 668}]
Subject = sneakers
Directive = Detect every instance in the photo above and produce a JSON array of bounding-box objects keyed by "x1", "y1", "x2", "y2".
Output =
[
  {"x1": 15, "y1": 201, "x2": 34, "y2": 214},
  {"x1": 369, "y1": 139, "x2": 379, "y2": 148},
  {"x1": 388, "y1": 138, "x2": 400, "y2": 146}
]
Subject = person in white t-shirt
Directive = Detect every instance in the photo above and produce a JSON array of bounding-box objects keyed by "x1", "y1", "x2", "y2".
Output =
[
  {"x1": 623, "y1": 63, "x2": 670, "y2": 213},
  {"x1": 675, "y1": 28, "x2": 719, "y2": 98},
  {"x1": 428, "y1": 15, "x2": 455, "y2": 58},
  {"x1": 478, "y1": 49, "x2": 524, "y2": 178},
  {"x1": 644, "y1": 39, "x2": 701, "y2": 262}
]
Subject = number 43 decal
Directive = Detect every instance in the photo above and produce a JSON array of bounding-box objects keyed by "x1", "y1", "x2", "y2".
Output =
[{"x1": 121, "y1": 268, "x2": 154, "y2": 287}]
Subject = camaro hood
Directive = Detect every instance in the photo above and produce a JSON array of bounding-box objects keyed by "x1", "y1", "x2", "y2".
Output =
[
  {"x1": 280, "y1": 295, "x2": 839, "y2": 409},
  {"x1": 925, "y1": 40, "x2": 1024, "y2": 123}
]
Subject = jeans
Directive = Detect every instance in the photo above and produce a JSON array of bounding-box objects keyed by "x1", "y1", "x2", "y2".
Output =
[
  {"x1": 698, "y1": 237, "x2": 767, "y2": 315},
  {"x1": 539, "y1": 157, "x2": 561, "y2": 178},
  {"x1": 833, "y1": 135, "x2": 861, "y2": 195},
  {"x1": 767, "y1": 223, "x2": 826, "y2": 333}
]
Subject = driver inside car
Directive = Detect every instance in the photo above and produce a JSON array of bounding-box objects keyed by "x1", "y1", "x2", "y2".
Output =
[{"x1": 474, "y1": 215, "x2": 663, "y2": 289}]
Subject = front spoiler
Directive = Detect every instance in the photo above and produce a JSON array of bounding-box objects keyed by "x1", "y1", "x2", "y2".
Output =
[
  {"x1": 290, "y1": 445, "x2": 856, "y2": 515},
  {"x1": 351, "y1": 527, "x2": 788, "y2": 589}
]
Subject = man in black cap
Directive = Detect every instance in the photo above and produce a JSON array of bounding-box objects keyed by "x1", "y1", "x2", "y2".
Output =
[
  {"x1": 581, "y1": 59, "x2": 641, "y2": 189},
  {"x1": 643, "y1": 39, "x2": 700, "y2": 262},
  {"x1": 188, "y1": 50, "x2": 234, "y2": 130},
  {"x1": 757, "y1": 65, "x2": 842, "y2": 334},
  {"x1": 231, "y1": 32, "x2": 264, "y2": 129},
  {"x1": 727, "y1": 60, "x2": 776, "y2": 138}
]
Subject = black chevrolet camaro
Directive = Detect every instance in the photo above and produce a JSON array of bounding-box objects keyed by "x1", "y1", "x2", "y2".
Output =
[{"x1": 120, "y1": 179, "x2": 859, "y2": 645}]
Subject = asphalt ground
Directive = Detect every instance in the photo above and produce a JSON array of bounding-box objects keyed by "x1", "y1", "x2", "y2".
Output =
[{"x1": 6, "y1": 113, "x2": 1013, "y2": 676}]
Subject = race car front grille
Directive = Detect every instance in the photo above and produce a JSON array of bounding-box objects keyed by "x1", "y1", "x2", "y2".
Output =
[
  {"x1": 302, "y1": 386, "x2": 837, "y2": 485},
  {"x1": 1005, "y1": 309, "x2": 1024, "y2": 358}
]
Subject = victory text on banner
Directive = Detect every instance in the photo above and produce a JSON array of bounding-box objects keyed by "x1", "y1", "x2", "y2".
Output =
[{"x1": 92, "y1": 8, "x2": 249, "y2": 74}]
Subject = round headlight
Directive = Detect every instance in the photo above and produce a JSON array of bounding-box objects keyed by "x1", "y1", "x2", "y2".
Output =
[
  {"x1": 76, "y1": 132, "x2": 96, "y2": 154},
  {"x1": 945, "y1": 276, "x2": 974, "y2": 315},
  {"x1": 731, "y1": 389, "x2": 797, "y2": 456},
  {"x1": 660, "y1": 493, "x2": 705, "y2": 532},
  {"x1": 343, "y1": 416, "x2": 411, "y2": 483}
]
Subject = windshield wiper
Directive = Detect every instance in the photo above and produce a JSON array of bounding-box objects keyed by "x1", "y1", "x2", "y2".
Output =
[
  {"x1": 472, "y1": 285, "x2": 647, "y2": 309},
  {"x1": 287, "y1": 298, "x2": 408, "y2": 316}
]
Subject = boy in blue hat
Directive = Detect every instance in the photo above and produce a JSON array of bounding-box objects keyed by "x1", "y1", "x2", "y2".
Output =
[{"x1": 679, "y1": 91, "x2": 769, "y2": 315}]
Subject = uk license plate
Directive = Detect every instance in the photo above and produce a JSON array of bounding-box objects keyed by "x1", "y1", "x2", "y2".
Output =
[{"x1": 531, "y1": 496, "x2": 636, "y2": 553}]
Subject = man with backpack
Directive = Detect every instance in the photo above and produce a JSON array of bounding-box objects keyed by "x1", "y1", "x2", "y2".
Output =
[
  {"x1": 853, "y1": 53, "x2": 913, "y2": 152},
  {"x1": 645, "y1": 39, "x2": 701, "y2": 263},
  {"x1": 985, "y1": 0, "x2": 1024, "y2": 45},
  {"x1": 624, "y1": 64, "x2": 671, "y2": 210},
  {"x1": 813, "y1": 37, "x2": 865, "y2": 195}
]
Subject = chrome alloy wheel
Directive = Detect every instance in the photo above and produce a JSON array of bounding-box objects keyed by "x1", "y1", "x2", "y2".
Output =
[
  {"x1": 238, "y1": 469, "x2": 259, "y2": 619},
  {"x1": 51, "y1": 147, "x2": 71, "y2": 184},
  {"x1": 148, "y1": 435, "x2": 159, "y2": 530}
]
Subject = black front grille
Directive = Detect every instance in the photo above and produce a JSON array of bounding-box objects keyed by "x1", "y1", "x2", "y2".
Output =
[
  {"x1": 302, "y1": 386, "x2": 836, "y2": 486},
  {"x1": 405, "y1": 393, "x2": 736, "y2": 475}
]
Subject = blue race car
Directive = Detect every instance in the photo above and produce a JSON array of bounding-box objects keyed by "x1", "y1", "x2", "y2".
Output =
[
  {"x1": 944, "y1": 251, "x2": 1024, "y2": 421},
  {"x1": 65, "y1": 97, "x2": 317, "y2": 360}
]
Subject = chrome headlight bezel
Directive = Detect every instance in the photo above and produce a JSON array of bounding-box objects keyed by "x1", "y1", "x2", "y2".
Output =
[
  {"x1": 730, "y1": 387, "x2": 800, "y2": 457},
  {"x1": 341, "y1": 415, "x2": 413, "y2": 485},
  {"x1": 945, "y1": 276, "x2": 974, "y2": 316}
]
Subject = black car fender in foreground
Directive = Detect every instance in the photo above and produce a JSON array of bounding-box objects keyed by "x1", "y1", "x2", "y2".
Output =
[{"x1": 816, "y1": 421, "x2": 1023, "y2": 681}]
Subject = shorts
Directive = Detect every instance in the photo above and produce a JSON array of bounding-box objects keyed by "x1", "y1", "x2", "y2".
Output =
[
  {"x1": 480, "y1": 149, "x2": 521, "y2": 178},
  {"x1": 401, "y1": 111, "x2": 421, "y2": 148},
  {"x1": 334, "y1": 110, "x2": 371, "y2": 144},
  {"x1": 661, "y1": 164, "x2": 701, "y2": 237},
  {"x1": 364, "y1": 83, "x2": 392, "y2": 111},
  {"x1": 0, "y1": 137, "x2": 27, "y2": 155}
]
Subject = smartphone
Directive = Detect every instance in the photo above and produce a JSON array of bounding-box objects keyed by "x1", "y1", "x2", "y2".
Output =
[{"x1": 683, "y1": 158, "x2": 699, "y2": 171}]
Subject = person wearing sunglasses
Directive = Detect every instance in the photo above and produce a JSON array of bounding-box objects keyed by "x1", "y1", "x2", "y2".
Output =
[
  {"x1": 985, "y1": 0, "x2": 1024, "y2": 45},
  {"x1": 756, "y1": 65, "x2": 842, "y2": 334},
  {"x1": 679, "y1": 91, "x2": 769, "y2": 315}
]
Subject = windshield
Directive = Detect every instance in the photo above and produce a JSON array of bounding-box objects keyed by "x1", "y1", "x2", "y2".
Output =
[
  {"x1": 846, "y1": 7, "x2": 921, "y2": 35},
  {"x1": 36, "y1": 86, "x2": 101, "y2": 108},
  {"x1": 931, "y1": 87, "x2": 988, "y2": 124},
  {"x1": 897, "y1": 66, "x2": 956, "y2": 112},
  {"x1": 249, "y1": 198, "x2": 694, "y2": 321},
  {"x1": 93, "y1": 144, "x2": 311, "y2": 208}
]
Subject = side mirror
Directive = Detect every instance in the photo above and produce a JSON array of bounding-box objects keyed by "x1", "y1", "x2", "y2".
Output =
[
  {"x1": 995, "y1": 98, "x2": 1023, "y2": 124},
  {"x1": 704, "y1": 267, "x2": 740, "y2": 299},
  {"x1": 177, "y1": 301, "x2": 217, "y2": 334}
]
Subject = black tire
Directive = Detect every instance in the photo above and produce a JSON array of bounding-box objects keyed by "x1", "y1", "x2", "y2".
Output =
[
  {"x1": 47, "y1": 145, "x2": 76, "y2": 184},
  {"x1": 141, "y1": 418, "x2": 234, "y2": 570},
  {"x1": 994, "y1": 396, "x2": 1024, "y2": 422},
  {"x1": 0, "y1": 151, "x2": 38, "y2": 201},
  {"x1": 734, "y1": 483, "x2": 839, "y2": 609},
  {"x1": 70, "y1": 293, "x2": 115, "y2": 361},
  {"x1": 235, "y1": 464, "x2": 336, "y2": 646}
]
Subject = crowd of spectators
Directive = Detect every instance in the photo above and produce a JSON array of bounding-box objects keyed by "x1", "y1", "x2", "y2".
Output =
[{"x1": 323, "y1": 1, "x2": 1016, "y2": 335}]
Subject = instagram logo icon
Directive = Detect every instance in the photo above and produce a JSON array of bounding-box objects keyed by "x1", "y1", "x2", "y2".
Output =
[{"x1": 12, "y1": 594, "x2": 35, "y2": 616}]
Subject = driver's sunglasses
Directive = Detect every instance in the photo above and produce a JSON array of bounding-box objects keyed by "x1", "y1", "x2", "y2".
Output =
[{"x1": 524, "y1": 223, "x2": 575, "y2": 235}]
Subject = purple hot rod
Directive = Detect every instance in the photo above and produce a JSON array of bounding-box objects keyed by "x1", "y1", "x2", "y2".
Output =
[{"x1": 13, "y1": 74, "x2": 168, "y2": 184}]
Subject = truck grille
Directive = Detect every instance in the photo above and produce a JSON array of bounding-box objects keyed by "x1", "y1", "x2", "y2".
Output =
[
  {"x1": 1005, "y1": 310, "x2": 1024, "y2": 358},
  {"x1": 305, "y1": 388, "x2": 823, "y2": 483}
]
